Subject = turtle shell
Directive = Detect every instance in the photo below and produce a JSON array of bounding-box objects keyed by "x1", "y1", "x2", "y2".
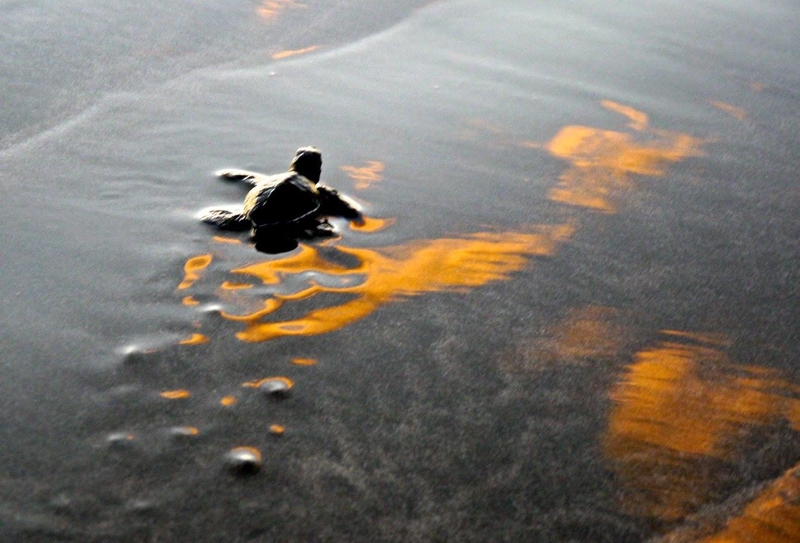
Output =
[{"x1": 243, "y1": 173, "x2": 321, "y2": 228}]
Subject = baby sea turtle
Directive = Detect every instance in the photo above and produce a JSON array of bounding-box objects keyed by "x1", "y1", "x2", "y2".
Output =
[{"x1": 201, "y1": 147, "x2": 361, "y2": 240}]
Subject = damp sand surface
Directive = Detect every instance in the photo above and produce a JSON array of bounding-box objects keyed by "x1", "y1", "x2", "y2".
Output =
[{"x1": 1, "y1": 1, "x2": 799, "y2": 541}]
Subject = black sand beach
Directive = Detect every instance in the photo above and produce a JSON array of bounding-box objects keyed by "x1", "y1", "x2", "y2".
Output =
[{"x1": 1, "y1": 0, "x2": 799, "y2": 541}]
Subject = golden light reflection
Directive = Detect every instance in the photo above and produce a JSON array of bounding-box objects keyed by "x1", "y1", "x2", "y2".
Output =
[
  {"x1": 498, "y1": 306, "x2": 628, "y2": 375},
  {"x1": 543, "y1": 306, "x2": 624, "y2": 360},
  {"x1": 349, "y1": 216, "x2": 395, "y2": 233},
  {"x1": 178, "y1": 254, "x2": 213, "y2": 290},
  {"x1": 160, "y1": 389, "x2": 191, "y2": 400},
  {"x1": 271, "y1": 45, "x2": 319, "y2": 60},
  {"x1": 291, "y1": 357, "x2": 317, "y2": 366},
  {"x1": 257, "y1": 0, "x2": 306, "y2": 21},
  {"x1": 340, "y1": 161, "x2": 385, "y2": 190},
  {"x1": 709, "y1": 100, "x2": 748, "y2": 121},
  {"x1": 182, "y1": 295, "x2": 200, "y2": 306},
  {"x1": 179, "y1": 333, "x2": 209, "y2": 345},
  {"x1": 212, "y1": 235, "x2": 242, "y2": 245},
  {"x1": 600, "y1": 100, "x2": 649, "y2": 131},
  {"x1": 699, "y1": 462, "x2": 800, "y2": 543},
  {"x1": 545, "y1": 306, "x2": 625, "y2": 360},
  {"x1": 220, "y1": 396, "x2": 237, "y2": 407},
  {"x1": 221, "y1": 281, "x2": 253, "y2": 291},
  {"x1": 269, "y1": 424, "x2": 286, "y2": 435},
  {"x1": 220, "y1": 224, "x2": 574, "y2": 342},
  {"x1": 604, "y1": 331, "x2": 800, "y2": 520},
  {"x1": 546, "y1": 102, "x2": 704, "y2": 212}
]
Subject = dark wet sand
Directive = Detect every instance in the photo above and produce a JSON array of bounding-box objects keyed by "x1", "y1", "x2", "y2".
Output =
[{"x1": 1, "y1": 0, "x2": 799, "y2": 541}]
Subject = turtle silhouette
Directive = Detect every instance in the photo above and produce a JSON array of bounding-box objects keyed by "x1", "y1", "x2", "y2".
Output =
[{"x1": 201, "y1": 147, "x2": 361, "y2": 250}]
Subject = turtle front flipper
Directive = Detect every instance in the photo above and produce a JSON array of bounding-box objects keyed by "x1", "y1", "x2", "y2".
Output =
[
  {"x1": 215, "y1": 169, "x2": 269, "y2": 186},
  {"x1": 317, "y1": 184, "x2": 362, "y2": 220},
  {"x1": 200, "y1": 208, "x2": 251, "y2": 231}
]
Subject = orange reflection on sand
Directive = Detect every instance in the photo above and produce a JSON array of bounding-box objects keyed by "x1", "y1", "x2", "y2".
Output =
[
  {"x1": 699, "y1": 462, "x2": 800, "y2": 543},
  {"x1": 539, "y1": 306, "x2": 624, "y2": 363},
  {"x1": 709, "y1": 100, "x2": 747, "y2": 120},
  {"x1": 546, "y1": 102, "x2": 703, "y2": 212},
  {"x1": 340, "y1": 161, "x2": 385, "y2": 190},
  {"x1": 160, "y1": 389, "x2": 191, "y2": 400},
  {"x1": 600, "y1": 100, "x2": 649, "y2": 131},
  {"x1": 221, "y1": 224, "x2": 574, "y2": 342},
  {"x1": 497, "y1": 306, "x2": 627, "y2": 374},
  {"x1": 179, "y1": 333, "x2": 209, "y2": 345},
  {"x1": 212, "y1": 235, "x2": 242, "y2": 245},
  {"x1": 604, "y1": 331, "x2": 800, "y2": 520},
  {"x1": 291, "y1": 357, "x2": 317, "y2": 366},
  {"x1": 178, "y1": 254, "x2": 212, "y2": 290},
  {"x1": 272, "y1": 45, "x2": 319, "y2": 60},
  {"x1": 269, "y1": 424, "x2": 285, "y2": 435},
  {"x1": 349, "y1": 216, "x2": 395, "y2": 233},
  {"x1": 257, "y1": 0, "x2": 305, "y2": 21},
  {"x1": 220, "y1": 281, "x2": 253, "y2": 291},
  {"x1": 539, "y1": 306, "x2": 625, "y2": 362}
]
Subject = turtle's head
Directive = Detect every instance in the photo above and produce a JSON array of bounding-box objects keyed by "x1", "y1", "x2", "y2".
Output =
[{"x1": 289, "y1": 146, "x2": 322, "y2": 183}]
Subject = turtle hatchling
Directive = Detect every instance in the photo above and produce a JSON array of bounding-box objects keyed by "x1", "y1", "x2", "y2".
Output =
[{"x1": 201, "y1": 146, "x2": 362, "y2": 240}]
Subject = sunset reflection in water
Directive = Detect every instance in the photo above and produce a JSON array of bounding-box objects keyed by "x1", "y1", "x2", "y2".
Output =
[
  {"x1": 169, "y1": 100, "x2": 800, "y2": 537},
  {"x1": 340, "y1": 160, "x2": 385, "y2": 190},
  {"x1": 220, "y1": 224, "x2": 575, "y2": 342},
  {"x1": 604, "y1": 331, "x2": 800, "y2": 525},
  {"x1": 546, "y1": 100, "x2": 704, "y2": 212},
  {"x1": 180, "y1": 101, "x2": 704, "y2": 345},
  {"x1": 256, "y1": 0, "x2": 305, "y2": 21}
]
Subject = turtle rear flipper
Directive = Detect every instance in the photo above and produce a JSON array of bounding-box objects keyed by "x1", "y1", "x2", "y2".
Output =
[
  {"x1": 215, "y1": 169, "x2": 268, "y2": 186},
  {"x1": 200, "y1": 208, "x2": 251, "y2": 231}
]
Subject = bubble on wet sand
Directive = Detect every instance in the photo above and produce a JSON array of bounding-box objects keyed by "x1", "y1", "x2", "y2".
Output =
[
  {"x1": 260, "y1": 378, "x2": 292, "y2": 399},
  {"x1": 125, "y1": 499, "x2": 156, "y2": 514},
  {"x1": 118, "y1": 343, "x2": 160, "y2": 365},
  {"x1": 242, "y1": 376, "x2": 294, "y2": 399},
  {"x1": 49, "y1": 493, "x2": 72, "y2": 512},
  {"x1": 106, "y1": 432, "x2": 136, "y2": 448},
  {"x1": 200, "y1": 303, "x2": 225, "y2": 315},
  {"x1": 225, "y1": 446, "x2": 262, "y2": 475},
  {"x1": 168, "y1": 426, "x2": 200, "y2": 440}
]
